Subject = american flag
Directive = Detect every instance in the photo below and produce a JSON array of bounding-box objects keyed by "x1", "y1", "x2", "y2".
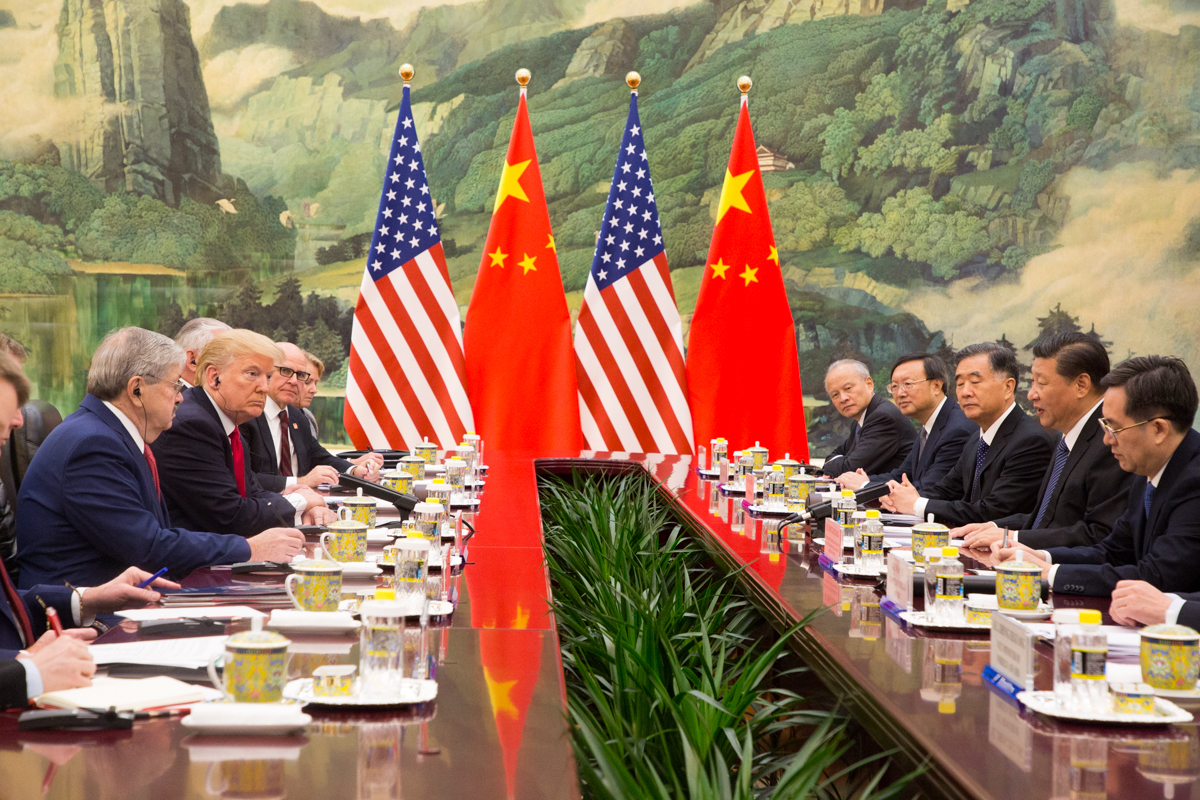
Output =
[
  {"x1": 574, "y1": 91, "x2": 693, "y2": 455},
  {"x1": 344, "y1": 81, "x2": 474, "y2": 449}
]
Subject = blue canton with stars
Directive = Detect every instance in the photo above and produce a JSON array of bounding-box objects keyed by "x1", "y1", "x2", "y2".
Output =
[
  {"x1": 366, "y1": 84, "x2": 441, "y2": 281},
  {"x1": 590, "y1": 93, "x2": 664, "y2": 292}
]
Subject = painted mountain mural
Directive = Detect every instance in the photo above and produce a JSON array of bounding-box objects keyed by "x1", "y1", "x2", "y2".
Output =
[{"x1": 0, "y1": 0, "x2": 1198, "y2": 450}]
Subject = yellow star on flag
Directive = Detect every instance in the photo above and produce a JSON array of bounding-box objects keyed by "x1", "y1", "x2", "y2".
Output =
[
  {"x1": 488, "y1": 247, "x2": 508, "y2": 267},
  {"x1": 518, "y1": 253, "x2": 537, "y2": 274},
  {"x1": 710, "y1": 258, "x2": 731, "y2": 280},
  {"x1": 493, "y1": 159, "x2": 531, "y2": 212},
  {"x1": 768, "y1": 245, "x2": 779, "y2": 265},
  {"x1": 546, "y1": 233, "x2": 556, "y2": 253},
  {"x1": 739, "y1": 264, "x2": 759, "y2": 286},
  {"x1": 484, "y1": 668, "x2": 519, "y2": 720},
  {"x1": 716, "y1": 169, "x2": 753, "y2": 223}
]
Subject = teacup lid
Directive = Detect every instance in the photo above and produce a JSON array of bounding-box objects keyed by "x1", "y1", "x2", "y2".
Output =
[
  {"x1": 913, "y1": 522, "x2": 949, "y2": 533},
  {"x1": 293, "y1": 558, "x2": 343, "y2": 573},
  {"x1": 997, "y1": 559, "x2": 1041, "y2": 573},
  {"x1": 343, "y1": 495, "x2": 377, "y2": 505},
  {"x1": 413, "y1": 501, "x2": 444, "y2": 514},
  {"x1": 1142, "y1": 624, "x2": 1200, "y2": 640},
  {"x1": 747, "y1": 441, "x2": 768, "y2": 454},
  {"x1": 329, "y1": 517, "x2": 368, "y2": 530},
  {"x1": 414, "y1": 440, "x2": 438, "y2": 450},
  {"x1": 380, "y1": 469, "x2": 403, "y2": 478},
  {"x1": 227, "y1": 630, "x2": 290, "y2": 649},
  {"x1": 401, "y1": 454, "x2": 425, "y2": 463}
]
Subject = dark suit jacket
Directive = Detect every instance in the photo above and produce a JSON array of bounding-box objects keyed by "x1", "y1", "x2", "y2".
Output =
[
  {"x1": 0, "y1": 658, "x2": 27, "y2": 709},
  {"x1": 994, "y1": 405, "x2": 1134, "y2": 550},
  {"x1": 922, "y1": 404, "x2": 1054, "y2": 528},
  {"x1": 822, "y1": 393, "x2": 916, "y2": 477},
  {"x1": 1174, "y1": 595, "x2": 1200, "y2": 631},
  {"x1": 870, "y1": 398, "x2": 975, "y2": 493},
  {"x1": 15, "y1": 394, "x2": 251, "y2": 589},
  {"x1": 0, "y1": 564, "x2": 73, "y2": 661},
  {"x1": 0, "y1": 424, "x2": 36, "y2": 582},
  {"x1": 241, "y1": 405, "x2": 352, "y2": 492},
  {"x1": 1049, "y1": 429, "x2": 1200, "y2": 597},
  {"x1": 151, "y1": 387, "x2": 298, "y2": 537}
]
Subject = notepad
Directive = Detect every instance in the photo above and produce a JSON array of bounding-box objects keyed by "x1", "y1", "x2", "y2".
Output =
[
  {"x1": 116, "y1": 605, "x2": 265, "y2": 621},
  {"x1": 36, "y1": 676, "x2": 217, "y2": 711},
  {"x1": 89, "y1": 635, "x2": 228, "y2": 669}
]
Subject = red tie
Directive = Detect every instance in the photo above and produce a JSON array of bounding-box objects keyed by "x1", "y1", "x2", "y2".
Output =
[
  {"x1": 278, "y1": 413, "x2": 293, "y2": 477},
  {"x1": 229, "y1": 427, "x2": 247, "y2": 498},
  {"x1": 144, "y1": 444, "x2": 161, "y2": 499},
  {"x1": 0, "y1": 561, "x2": 34, "y2": 648}
]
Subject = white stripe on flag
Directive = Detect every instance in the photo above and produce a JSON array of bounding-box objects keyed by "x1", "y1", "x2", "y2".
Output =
[
  {"x1": 349, "y1": 320, "x2": 423, "y2": 446},
  {"x1": 575, "y1": 310, "x2": 640, "y2": 448}
]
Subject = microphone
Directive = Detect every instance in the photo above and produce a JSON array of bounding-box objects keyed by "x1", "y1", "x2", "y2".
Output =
[{"x1": 779, "y1": 481, "x2": 893, "y2": 526}]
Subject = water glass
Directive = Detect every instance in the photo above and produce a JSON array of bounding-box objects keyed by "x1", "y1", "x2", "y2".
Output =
[
  {"x1": 359, "y1": 599, "x2": 407, "y2": 697},
  {"x1": 393, "y1": 538, "x2": 430, "y2": 602}
]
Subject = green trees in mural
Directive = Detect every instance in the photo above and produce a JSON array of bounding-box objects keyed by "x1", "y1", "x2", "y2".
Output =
[{"x1": 217, "y1": 277, "x2": 353, "y2": 374}]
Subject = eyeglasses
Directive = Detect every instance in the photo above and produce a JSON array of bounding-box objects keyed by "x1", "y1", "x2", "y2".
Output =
[
  {"x1": 1099, "y1": 417, "x2": 1166, "y2": 437},
  {"x1": 274, "y1": 365, "x2": 311, "y2": 382},
  {"x1": 145, "y1": 375, "x2": 187, "y2": 395},
  {"x1": 886, "y1": 378, "x2": 929, "y2": 396}
]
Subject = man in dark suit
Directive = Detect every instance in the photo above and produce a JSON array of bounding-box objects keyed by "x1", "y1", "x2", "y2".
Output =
[
  {"x1": 242, "y1": 342, "x2": 382, "y2": 492},
  {"x1": 820, "y1": 359, "x2": 915, "y2": 477},
  {"x1": 958, "y1": 333, "x2": 1133, "y2": 550},
  {"x1": 0, "y1": 345, "x2": 176, "y2": 705},
  {"x1": 882, "y1": 342, "x2": 1054, "y2": 527},
  {"x1": 998, "y1": 356, "x2": 1200, "y2": 597},
  {"x1": 836, "y1": 353, "x2": 974, "y2": 494},
  {"x1": 152, "y1": 330, "x2": 338, "y2": 536},
  {"x1": 17, "y1": 327, "x2": 305, "y2": 588}
]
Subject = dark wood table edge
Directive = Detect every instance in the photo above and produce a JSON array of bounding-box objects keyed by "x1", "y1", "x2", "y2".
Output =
[{"x1": 535, "y1": 457, "x2": 985, "y2": 800}]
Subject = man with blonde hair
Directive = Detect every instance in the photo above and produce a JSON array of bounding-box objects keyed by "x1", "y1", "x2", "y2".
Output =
[
  {"x1": 17, "y1": 327, "x2": 305, "y2": 588},
  {"x1": 152, "y1": 329, "x2": 336, "y2": 535},
  {"x1": 173, "y1": 317, "x2": 231, "y2": 387},
  {"x1": 299, "y1": 351, "x2": 323, "y2": 440}
]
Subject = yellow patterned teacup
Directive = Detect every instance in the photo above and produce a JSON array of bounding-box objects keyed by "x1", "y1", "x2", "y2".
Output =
[
  {"x1": 321, "y1": 510, "x2": 368, "y2": 563},
  {"x1": 207, "y1": 629, "x2": 290, "y2": 702},
  {"x1": 414, "y1": 439, "x2": 439, "y2": 464},
  {"x1": 996, "y1": 559, "x2": 1042, "y2": 610},
  {"x1": 284, "y1": 559, "x2": 343, "y2": 612},
  {"x1": 1141, "y1": 624, "x2": 1200, "y2": 691},
  {"x1": 380, "y1": 470, "x2": 414, "y2": 495},
  {"x1": 312, "y1": 664, "x2": 356, "y2": 697},
  {"x1": 911, "y1": 522, "x2": 949, "y2": 564},
  {"x1": 342, "y1": 494, "x2": 377, "y2": 528}
]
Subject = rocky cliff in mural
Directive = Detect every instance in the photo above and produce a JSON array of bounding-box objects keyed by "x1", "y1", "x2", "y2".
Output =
[{"x1": 54, "y1": 0, "x2": 224, "y2": 205}]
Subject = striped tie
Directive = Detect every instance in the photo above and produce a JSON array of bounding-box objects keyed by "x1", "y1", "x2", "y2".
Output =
[
  {"x1": 1144, "y1": 482, "x2": 1156, "y2": 519},
  {"x1": 1031, "y1": 438, "x2": 1070, "y2": 528},
  {"x1": 971, "y1": 438, "x2": 989, "y2": 498}
]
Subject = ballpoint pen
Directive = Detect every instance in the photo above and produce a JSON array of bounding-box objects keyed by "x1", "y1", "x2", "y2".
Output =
[{"x1": 137, "y1": 567, "x2": 169, "y2": 588}]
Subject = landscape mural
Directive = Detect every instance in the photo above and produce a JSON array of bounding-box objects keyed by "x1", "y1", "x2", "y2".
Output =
[{"x1": 1, "y1": 0, "x2": 1198, "y2": 451}]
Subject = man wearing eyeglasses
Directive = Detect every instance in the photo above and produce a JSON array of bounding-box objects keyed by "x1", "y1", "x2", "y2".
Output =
[
  {"x1": 836, "y1": 353, "x2": 974, "y2": 493},
  {"x1": 15, "y1": 327, "x2": 306, "y2": 588},
  {"x1": 955, "y1": 332, "x2": 1133, "y2": 550},
  {"x1": 881, "y1": 342, "x2": 1054, "y2": 526},
  {"x1": 995, "y1": 355, "x2": 1200, "y2": 599},
  {"x1": 241, "y1": 342, "x2": 383, "y2": 491},
  {"x1": 820, "y1": 359, "x2": 916, "y2": 478}
]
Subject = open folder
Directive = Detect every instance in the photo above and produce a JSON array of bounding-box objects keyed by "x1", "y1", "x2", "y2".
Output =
[{"x1": 36, "y1": 676, "x2": 217, "y2": 711}]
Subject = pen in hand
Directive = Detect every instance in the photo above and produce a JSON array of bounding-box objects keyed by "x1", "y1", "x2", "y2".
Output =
[
  {"x1": 37, "y1": 597, "x2": 64, "y2": 635},
  {"x1": 137, "y1": 567, "x2": 169, "y2": 589}
]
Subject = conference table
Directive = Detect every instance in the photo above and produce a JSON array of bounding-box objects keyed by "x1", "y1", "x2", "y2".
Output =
[{"x1": 0, "y1": 451, "x2": 1195, "y2": 800}]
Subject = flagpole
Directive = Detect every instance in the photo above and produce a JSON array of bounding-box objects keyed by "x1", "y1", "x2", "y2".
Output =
[{"x1": 516, "y1": 67, "x2": 530, "y2": 98}]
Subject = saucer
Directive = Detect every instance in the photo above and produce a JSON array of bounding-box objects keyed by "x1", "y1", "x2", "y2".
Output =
[{"x1": 182, "y1": 703, "x2": 311, "y2": 735}]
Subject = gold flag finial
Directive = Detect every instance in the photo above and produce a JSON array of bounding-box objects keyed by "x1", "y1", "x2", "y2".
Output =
[
  {"x1": 399, "y1": 63, "x2": 415, "y2": 83},
  {"x1": 738, "y1": 75, "x2": 752, "y2": 94},
  {"x1": 626, "y1": 71, "x2": 641, "y2": 90},
  {"x1": 515, "y1": 68, "x2": 531, "y2": 87}
]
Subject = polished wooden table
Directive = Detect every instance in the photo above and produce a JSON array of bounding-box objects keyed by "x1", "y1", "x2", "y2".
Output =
[
  {"x1": 0, "y1": 453, "x2": 579, "y2": 800},
  {"x1": 543, "y1": 455, "x2": 1200, "y2": 800}
]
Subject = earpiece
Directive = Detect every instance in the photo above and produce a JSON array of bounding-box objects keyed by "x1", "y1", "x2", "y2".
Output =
[
  {"x1": 214, "y1": 377, "x2": 220, "y2": 387},
  {"x1": 133, "y1": 388, "x2": 141, "y2": 397}
]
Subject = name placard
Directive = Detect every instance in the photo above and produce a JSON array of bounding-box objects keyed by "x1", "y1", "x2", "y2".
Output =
[
  {"x1": 990, "y1": 612, "x2": 1036, "y2": 691},
  {"x1": 824, "y1": 519, "x2": 845, "y2": 563},
  {"x1": 987, "y1": 692, "x2": 1032, "y2": 772},
  {"x1": 886, "y1": 551, "x2": 914, "y2": 612}
]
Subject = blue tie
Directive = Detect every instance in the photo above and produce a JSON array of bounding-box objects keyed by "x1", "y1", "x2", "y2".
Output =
[
  {"x1": 1144, "y1": 482, "x2": 1156, "y2": 519},
  {"x1": 1032, "y1": 439, "x2": 1070, "y2": 528},
  {"x1": 972, "y1": 438, "x2": 990, "y2": 498}
]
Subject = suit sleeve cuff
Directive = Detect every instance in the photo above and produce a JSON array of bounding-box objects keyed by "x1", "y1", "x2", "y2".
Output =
[
  {"x1": 285, "y1": 476, "x2": 297, "y2": 487},
  {"x1": 1048, "y1": 563, "x2": 1059, "y2": 589},
  {"x1": 913, "y1": 498, "x2": 928, "y2": 520},
  {"x1": 1166, "y1": 595, "x2": 1186, "y2": 626},
  {"x1": 285, "y1": 493, "x2": 307, "y2": 515},
  {"x1": 71, "y1": 587, "x2": 93, "y2": 627},
  {"x1": 21, "y1": 659, "x2": 42, "y2": 701}
]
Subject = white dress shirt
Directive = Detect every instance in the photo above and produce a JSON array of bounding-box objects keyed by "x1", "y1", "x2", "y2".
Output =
[
  {"x1": 914, "y1": 401, "x2": 1018, "y2": 519},
  {"x1": 265, "y1": 398, "x2": 298, "y2": 487},
  {"x1": 203, "y1": 389, "x2": 306, "y2": 518},
  {"x1": 922, "y1": 396, "x2": 948, "y2": 438}
]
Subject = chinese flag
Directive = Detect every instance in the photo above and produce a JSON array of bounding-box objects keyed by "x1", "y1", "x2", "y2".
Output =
[
  {"x1": 685, "y1": 96, "x2": 809, "y2": 461},
  {"x1": 464, "y1": 87, "x2": 581, "y2": 453}
]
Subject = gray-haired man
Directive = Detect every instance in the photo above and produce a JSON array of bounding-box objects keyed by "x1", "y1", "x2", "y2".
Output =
[{"x1": 820, "y1": 359, "x2": 916, "y2": 477}]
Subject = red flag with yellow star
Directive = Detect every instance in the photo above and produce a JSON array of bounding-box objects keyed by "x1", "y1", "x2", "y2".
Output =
[
  {"x1": 464, "y1": 85, "x2": 581, "y2": 453},
  {"x1": 685, "y1": 95, "x2": 809, "y2": 460}
]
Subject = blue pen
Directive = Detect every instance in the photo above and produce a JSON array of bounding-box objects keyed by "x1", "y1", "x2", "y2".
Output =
[{"x1": 138, "y1": 567, "x2": 169, "y2": 589}]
